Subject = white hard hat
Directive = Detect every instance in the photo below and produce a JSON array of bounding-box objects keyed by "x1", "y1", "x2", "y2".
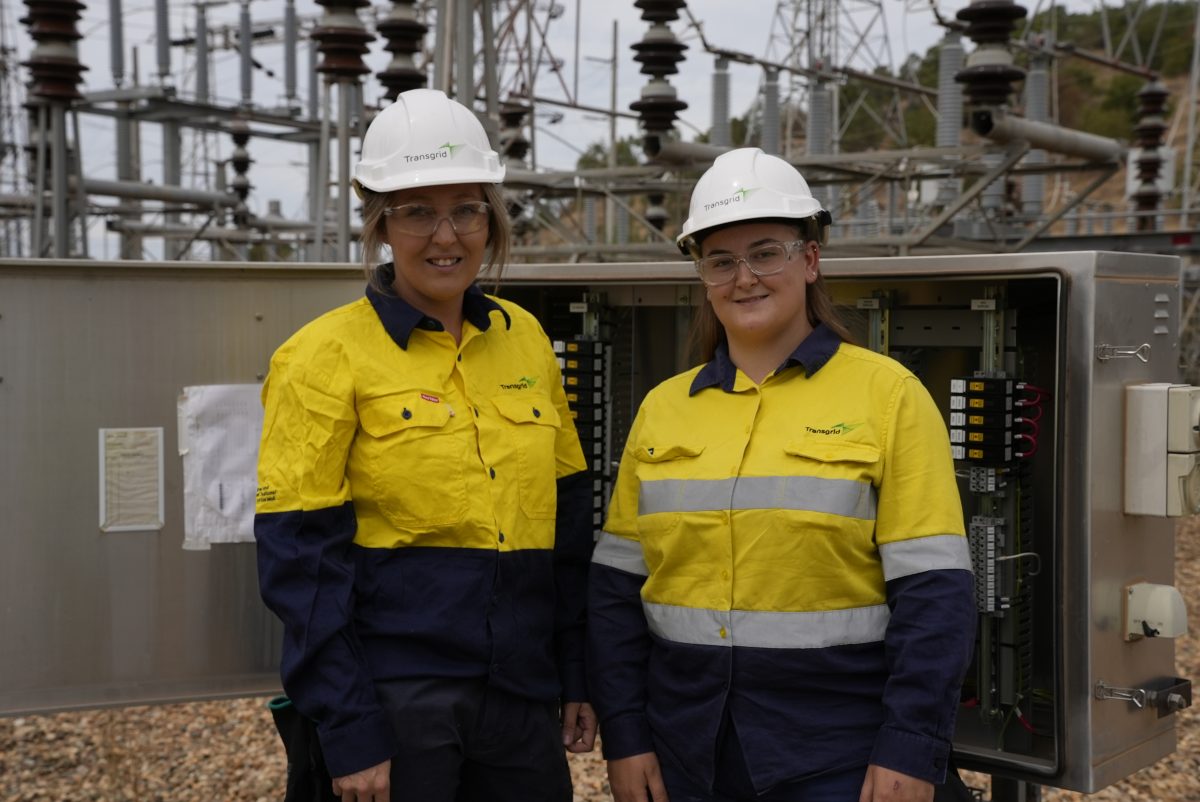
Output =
[
  {"x1": 676, "y1": 147, "x2": 829, "y2": 255},
  {"x1": 353, "y1": 88, "x2": 505, "y2": 194}
]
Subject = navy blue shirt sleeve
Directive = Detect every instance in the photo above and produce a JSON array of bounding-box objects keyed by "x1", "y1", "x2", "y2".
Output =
[{"x1": 554, "y1": 470, "x2": 594, "y2": 702}]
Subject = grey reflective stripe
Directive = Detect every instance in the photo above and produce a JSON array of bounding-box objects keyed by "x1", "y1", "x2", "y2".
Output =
[
  {"x1": 639, "y1": 475, "x2": 876, "y2": 520},
  {"x1": 879, "y1": 534, "x2": 974, "y2": 581},
  {"x1": 644, "y1": 601, "x2": 890, "y2": 649},
  {"x1": 639, "y1": 478, "x2": 736, "y2": 514},
  {"x1": 591, "y1": 531, "x2": 649, "y2": 576}
]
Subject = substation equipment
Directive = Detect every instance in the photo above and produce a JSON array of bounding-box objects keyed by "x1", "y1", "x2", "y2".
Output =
[{"x1": 0, "y1": 249, "x2": 1194, "y2": 794}]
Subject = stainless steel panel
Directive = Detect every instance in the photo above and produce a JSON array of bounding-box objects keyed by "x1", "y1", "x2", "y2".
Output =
[
  {"x1": 0, "y1": 260, "x2": 363, "y2": 714},
  {"x1": 0, "y1": 252, "x2": 1186, "y2": 794}
]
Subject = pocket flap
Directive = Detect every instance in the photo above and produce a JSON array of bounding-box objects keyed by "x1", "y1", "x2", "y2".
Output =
[
  {"x1": 634, "y1": 443, "x2": 705, "y2": 463},
  {"x1": 784, "y1": 434, "x2": 879, "y2": 464},
  {"x1": 493, "y1": 394, "x2": 561, "y2": 427},
  {"x1": 358, "y1": 392, "x2": 452, "y2": 437}
]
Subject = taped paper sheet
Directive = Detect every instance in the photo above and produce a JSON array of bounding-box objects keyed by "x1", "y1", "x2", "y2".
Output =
[{"x1": 178, "y1": 384, "x2": 263, "y2": 550}]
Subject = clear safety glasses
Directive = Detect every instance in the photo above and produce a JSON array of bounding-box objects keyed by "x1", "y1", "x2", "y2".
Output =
[
  {"x1": 694, "y1": 240, "x2": 806, "y2": 287},
  {"x1": 383, "y1": 201, "x2": 491, "y2": 237}
]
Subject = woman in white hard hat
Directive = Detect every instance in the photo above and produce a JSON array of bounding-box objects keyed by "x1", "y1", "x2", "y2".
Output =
[
  {"x1": 588, "y1": 148, "x2": 976, "y2": 802},
  {"x1": 255, "y1": 88, "x2": 596, "y2": 802}
]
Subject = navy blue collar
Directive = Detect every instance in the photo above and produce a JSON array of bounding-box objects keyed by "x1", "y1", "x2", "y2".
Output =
[
  {"x1": 689, "y1": 323, "x2": 843, "y2": 395},
  {"x1": 365, "y1": 263, "x2": 510, "y2": 350}
]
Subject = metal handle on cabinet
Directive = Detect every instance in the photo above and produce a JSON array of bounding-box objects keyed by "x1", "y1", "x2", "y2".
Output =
[
  {"x1": 1096, "y1": 678, "x2": 1192, "y2": 717},
  {"x1": 1094, "y1": 680, "x2": 1146, "y2": 708},
  {"x1": 1095, "y1": 343, "x2": 1151, "y2": 362}
]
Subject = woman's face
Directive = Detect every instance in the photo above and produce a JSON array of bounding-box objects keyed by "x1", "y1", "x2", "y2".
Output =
[
  {"x1": 384, "y1": 182, "x2": 489, "y2": 320},
  {"x1": 701, "y1": 220, "x2": 818, "y2": 349}
]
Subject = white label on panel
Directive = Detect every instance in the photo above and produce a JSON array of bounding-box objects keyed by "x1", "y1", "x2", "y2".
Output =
[{"x1": 99, "y1": 427, "x2": 165, "y2": 532}]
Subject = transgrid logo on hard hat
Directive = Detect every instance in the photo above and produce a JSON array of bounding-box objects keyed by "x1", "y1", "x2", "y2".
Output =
[
  {"x1": 404, "y1": 142, "x2": 466, "y2": 164},
  {"x1": 704, "y1": 187, "x2": 757, "y2": 212}
]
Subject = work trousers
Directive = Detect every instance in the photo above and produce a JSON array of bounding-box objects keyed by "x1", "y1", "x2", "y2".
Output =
[
  {"x1": 657, "y1": 713, "x2": 866, "y2": 802},
  {"x1": 375, "y1": 677, "x2": 573, "y2": 802}
]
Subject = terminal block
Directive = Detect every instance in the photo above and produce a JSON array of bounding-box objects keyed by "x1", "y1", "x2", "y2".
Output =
[{"x1": 969, "y1": 515, "x2": 1008, "y2": 614}]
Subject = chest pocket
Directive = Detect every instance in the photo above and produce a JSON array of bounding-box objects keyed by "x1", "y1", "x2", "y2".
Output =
[
  {"x1": 494, "y1": 395, "x2": 561, "y2": 519},
  {"x1": 783, "y1": 435, "x2": 880, "y2": 521},
  {"x1": 633, "y1": 442, "x2": 705, "y2": 533},
  {"x1": 355, "y1": 391, "x2": 469, "y2": 528},
  {"x1": 783, "y1": 436, "x2": 879, "y2": 468}
]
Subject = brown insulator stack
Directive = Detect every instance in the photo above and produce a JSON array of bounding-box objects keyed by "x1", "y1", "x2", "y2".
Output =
[
  {"x1": 499, "y1": 101, "x2": 531, "y2": 164},
  {"x1": 1132, "y1": 80, "x2": 1168, "y2": 232},
  {"x1": 377, "y1": 0, "x2": 427, "y2": 100},
  {"x1": 312, "y1": 0, "x2": 374, "y2": 79},
  {"x1": 954, "y1": 0, "x2": 1027, "y2": 108},
  {"x1": 20, "y1": 0, "x2": 87, "y2": 102},
  {"x1": 230, "y1": 118, "x2": 253, "y2": 227},
  {"x1": 629, "y1": 0, "x2": 688, "y2": 136}
]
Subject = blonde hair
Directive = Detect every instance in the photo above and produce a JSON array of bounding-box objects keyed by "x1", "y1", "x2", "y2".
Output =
[
  {"x1": 358, "y1": 182, "x2": 512, "y2": 293},
  {"x1": 687, "y1": 220, "x2": 854, "y2": 365}
]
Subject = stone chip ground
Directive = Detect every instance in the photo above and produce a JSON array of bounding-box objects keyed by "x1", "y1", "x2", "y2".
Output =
[{"x1": 3, "y1": 518, "x2": 1198, "y2": 801}]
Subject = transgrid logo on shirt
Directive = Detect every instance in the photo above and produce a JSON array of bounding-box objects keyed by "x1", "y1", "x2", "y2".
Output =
[
  {"x1": 805, "y1": 422, "x2": 863, "y2": 436},
  {"x1": 403, "y1": 142, "x2": 465, "y2": 164},
  {"x1": 703, "y1": 187, "x2": 757, "y2": 212},
  {"x1": 500, "y1": 376, "x2": 538, "y2": 390}
]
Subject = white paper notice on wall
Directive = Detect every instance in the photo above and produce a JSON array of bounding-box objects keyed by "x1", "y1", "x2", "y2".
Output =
[
  {"x1": 178, "y1": 384, "x2": 263, "y2": 550},
  {"x1": 99, "y1": 427, "x2": 165, "y2": 532}
]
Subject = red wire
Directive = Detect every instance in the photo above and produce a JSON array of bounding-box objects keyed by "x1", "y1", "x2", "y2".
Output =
[{"x1": 1015, "y1": 416, "x2": 1040, "y2": 436}]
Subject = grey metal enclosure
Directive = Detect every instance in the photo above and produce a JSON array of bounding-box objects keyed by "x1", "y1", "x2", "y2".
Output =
[{"x1": 0, "y1": 251, "x2": 1189, "y2": 793}]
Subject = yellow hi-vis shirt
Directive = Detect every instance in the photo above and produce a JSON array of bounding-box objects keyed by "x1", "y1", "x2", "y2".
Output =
[
  {"x1": 255, "y1": 279, "x2": 590, "y2": 778},
  {"x1": 589, "y1": 327, "x2": 974, "y2": 789}
]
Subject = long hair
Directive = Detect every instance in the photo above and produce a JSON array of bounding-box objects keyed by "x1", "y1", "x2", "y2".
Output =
[
  {"x1": 687, "y1": 220, "x2": 854, "y2": 365},
  {"x1": 358, "y1": 182, "x2": 512, "y2": 293}
]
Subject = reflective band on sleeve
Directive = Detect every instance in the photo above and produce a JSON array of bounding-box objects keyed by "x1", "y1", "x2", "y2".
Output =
[
  {"x1": 644, "y1": 601, "x2": 890, "y2": 649},
  {"x1": 639, "y1": 475, "x2": 876, "y2": 520},
  {"x1": 591, "y1": 530, "x2": 649, "y2": 576},
  {"x1": 878, "y1": 534, "x2": 973, "y2": 581}
]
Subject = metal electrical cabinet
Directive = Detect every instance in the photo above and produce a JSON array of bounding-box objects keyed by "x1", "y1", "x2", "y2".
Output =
[
  {"x1": 508, "y1": 250, "x2": 1193, "y2": 794},
  {"x1": 0, "y1": 252, "x2": 1190, "y2": 794}
]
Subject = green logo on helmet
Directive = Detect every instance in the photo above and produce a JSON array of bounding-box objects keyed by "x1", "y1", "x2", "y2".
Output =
[
  {"x1": 703, "y1": 187, "x2": 758, "y2": 212},
  {"x1": 404, "y1": 142, "x2": 466, "y2": 164}
]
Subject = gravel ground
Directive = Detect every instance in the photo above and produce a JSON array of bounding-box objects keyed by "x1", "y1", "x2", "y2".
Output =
[{"x1": 3, "y1": 519, "x2": 1198, "y2": 802}]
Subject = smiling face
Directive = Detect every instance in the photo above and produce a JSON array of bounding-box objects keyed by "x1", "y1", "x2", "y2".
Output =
[
  {"x1": 701, "y1": 220, "x2": 818, "y2": 354},
  {"x1": 385, "y1": 182, "x2": 489, "y2": 324}
]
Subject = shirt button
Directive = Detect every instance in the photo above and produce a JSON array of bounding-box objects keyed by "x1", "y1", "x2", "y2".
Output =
[
  {"x1": 489, "y1": 467, "x2": 496, "y2": 479},
  {"x1": 457, "y1": 354, "x2": 462, "y2": 362},
  {"x1": 498, "y1": 532, "x2": 505, "y2": 543},
  {"x1": 532, "y1": 407, "x2": 541, "y2": 418},
  {"x1": 473, "y1": 407, "x2": 479, "y2": 417},
  {"x1": 719, "y1": 627, "x2": 728, "y2": 639},
  {"x1": 721, "y1": 570, "x2": 729, "y2": 580},
  {"x1": 401, "y1": 408, "x2": 412, "y2": 420}
]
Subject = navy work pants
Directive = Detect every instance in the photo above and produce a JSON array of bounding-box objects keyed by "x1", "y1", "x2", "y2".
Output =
[
  {"x1": 657, "y1": 715, "x2": 866, "y2": 802},
  {"x1": 375, "y1": 677, "x2": 572, "y2": 802}
]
